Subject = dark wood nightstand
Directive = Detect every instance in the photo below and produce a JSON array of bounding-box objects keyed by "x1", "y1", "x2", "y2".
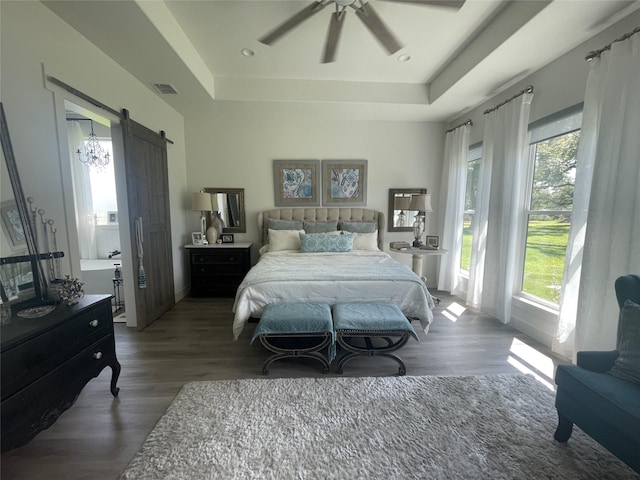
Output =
[{"x1": 186, "y1": 243, "x2": 252, "y2": 297}]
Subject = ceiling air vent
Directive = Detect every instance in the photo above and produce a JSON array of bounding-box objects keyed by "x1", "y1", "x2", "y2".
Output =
[{"x1": 152, "y1": 83, "x2": 178, "y2": 94}]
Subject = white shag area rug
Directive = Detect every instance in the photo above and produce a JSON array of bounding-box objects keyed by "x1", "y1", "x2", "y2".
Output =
[{"x1": 120, "y1": 375, "x2": 637, "y2": 480}]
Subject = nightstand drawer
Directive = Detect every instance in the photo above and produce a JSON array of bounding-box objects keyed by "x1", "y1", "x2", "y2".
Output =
[
  {"x1": 192, "y1": 253, "x2": 243, "y2": 265},
  {"x1": 192, "y1": 263, "x2": 243, "y2": 275}
]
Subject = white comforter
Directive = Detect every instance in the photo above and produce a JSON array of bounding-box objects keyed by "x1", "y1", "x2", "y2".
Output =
[{"x1": 232, "y1": 250, "x2": 434, "y2": 340}]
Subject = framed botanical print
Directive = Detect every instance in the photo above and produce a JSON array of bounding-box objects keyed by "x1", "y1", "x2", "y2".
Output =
[
  {"x1": 322, "y1": 160, "x2": 367, "y2": 206},
  {"x1": 273, "y1": 160, "x2": 321, "y2": 207}
]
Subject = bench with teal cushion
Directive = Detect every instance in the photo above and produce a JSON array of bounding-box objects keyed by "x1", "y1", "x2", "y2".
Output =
[
  {"x1": 332, "y1": 303, "x2": 418, "y2": 376},
  {"x1": 251, "y1": 303, "x2": 334, "y2": 374}
]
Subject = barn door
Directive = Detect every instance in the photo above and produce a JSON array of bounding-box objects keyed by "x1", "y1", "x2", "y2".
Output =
[{"x1": 121, "y1": 109, "x2": 174, "y2": 330}]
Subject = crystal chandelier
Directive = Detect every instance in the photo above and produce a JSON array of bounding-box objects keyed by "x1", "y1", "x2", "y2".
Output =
[{"x1": 76, "y1": 120, "x2": 110, "y2": 170}]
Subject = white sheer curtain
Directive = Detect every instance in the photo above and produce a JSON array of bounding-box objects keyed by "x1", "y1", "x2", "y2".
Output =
[
  {"x1": 554, "y1": 33, "x2": 640, "y2": 359},
  {"x1": 437, "y1": 124, "x2": 470, "y2": 295},
  {"x1": 67, "y1": 121, "x2": 97, "y2": 260},
  {"x1": 467, "y1": 92, "x2": 533, "y2": 322}
]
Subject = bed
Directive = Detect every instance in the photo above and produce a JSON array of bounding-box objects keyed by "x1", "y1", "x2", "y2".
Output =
[{"x1": 232, "y1": 208, "x2": 435, "y2": 340}]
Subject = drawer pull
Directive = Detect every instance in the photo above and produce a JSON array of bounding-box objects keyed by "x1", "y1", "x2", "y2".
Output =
[
  {"x1": 89, "y1": 319, "x2": 99, "y2": 327},
  {"x1": 93, "y1": 352, "x2": 103, "y2": 360}
]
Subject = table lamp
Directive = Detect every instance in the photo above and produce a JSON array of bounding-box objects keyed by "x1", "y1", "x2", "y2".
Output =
[
  {"x1": 191, "y1": 191, "x2": 211, "y2": 241},
  {"x1": 409, "y1": 193, "x2": 432, "y2": 247}
]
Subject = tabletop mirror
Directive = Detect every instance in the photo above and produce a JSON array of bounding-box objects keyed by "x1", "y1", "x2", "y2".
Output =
[
  {"x1": 203, "y1": 188, "x2": 246, "y2": 234},
  {"x1": 388, "y1": 188, "x2": 427, "y2": 232}
]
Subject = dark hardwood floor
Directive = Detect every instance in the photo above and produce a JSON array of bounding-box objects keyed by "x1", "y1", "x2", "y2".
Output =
[{"x1": 1, "y1": 292, "x2": 566, "y2": 480}]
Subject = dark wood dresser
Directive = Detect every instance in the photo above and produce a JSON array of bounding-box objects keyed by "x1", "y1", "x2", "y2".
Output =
[
  {"x1": 186, "y1": 243, "x2": 252, "y2": 297},
  {"x1": 1, "y1": 294, "x2": 120, "y2": 452}
]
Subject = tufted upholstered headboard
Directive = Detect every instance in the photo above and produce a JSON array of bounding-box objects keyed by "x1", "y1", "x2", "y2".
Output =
[{"x1": 258, "y1": 208, "x2": 385, "y2": 250}]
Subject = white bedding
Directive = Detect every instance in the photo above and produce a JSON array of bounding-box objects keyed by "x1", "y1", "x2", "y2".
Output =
[{"x1": 232, "y1": 250, "x2": 434, "y2": 340}]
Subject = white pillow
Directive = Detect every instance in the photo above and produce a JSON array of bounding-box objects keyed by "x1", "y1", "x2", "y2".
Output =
[
  {"x1": 268, "y1": 229, "x2": 305, "y2": 252},
  {"x1": 344, "y1": 231, "x2": 380, "y2": 251}
]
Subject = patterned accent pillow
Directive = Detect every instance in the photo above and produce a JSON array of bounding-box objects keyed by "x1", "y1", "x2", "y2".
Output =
[
  {"x1": 267, "y1": 218, "x2": 303, "y2": 231},
  {"x1": 344, "y1": 231, "x2": 380, "y2": 251},
  {"x1": 608, "y1": 300, "x2": 640, "y2": 384},
  {"x1": 268, "y1": 229, "x2": 305, "y2": 252},
  {"x1": 338, "y1": 221, "x2": 377, "y2": 233},
  {"x1": 303, "y1": 221, "x2": 339, "y2": 233},
  {"x1": 299, "y1": 232, "x2": 353, "y2": 253}
]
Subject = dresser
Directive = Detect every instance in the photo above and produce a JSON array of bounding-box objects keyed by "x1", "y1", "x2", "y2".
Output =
[
  {"x1": 0, "y1": 295, "x2": 120, "y2": 452},
  {"x1": 186, "y1": 243, "x2": 252, "y2": 297}
]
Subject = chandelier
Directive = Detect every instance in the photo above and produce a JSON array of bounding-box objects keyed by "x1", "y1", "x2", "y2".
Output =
[{"x1": 76, "y1": 120, "x2": 110, "y2": 170}]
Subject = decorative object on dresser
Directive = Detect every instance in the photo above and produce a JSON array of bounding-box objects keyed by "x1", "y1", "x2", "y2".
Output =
[
  {"x1": 1, "y1": 294, "x2": 121, "y2": 452},
  {"x1": 321, "y1": 159, "x2": 367, "y2": 206},
  {"x1": 186, "y1": 243, "x2": 252, "y2": 297},
  {"x1": 409, "y1": 193, "x2": 432, "y2": 247}
]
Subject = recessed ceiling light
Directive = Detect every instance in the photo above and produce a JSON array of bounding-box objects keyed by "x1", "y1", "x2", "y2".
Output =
[
  {"x1": 398, "y1": 54, "x2": 411, "y2": 62},
  {"x1": 241, "y1": 48, "x2": 255, "y2": 57}
]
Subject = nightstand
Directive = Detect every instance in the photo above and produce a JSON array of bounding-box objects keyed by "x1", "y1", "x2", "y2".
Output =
[{"x1": 186, "y1": 243, "x2": 252, "y2": 297}]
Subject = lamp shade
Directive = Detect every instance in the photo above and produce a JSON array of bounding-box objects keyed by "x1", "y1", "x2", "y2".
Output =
[
  {"x1": 394, "y1": 197, "x2": 411, "y2": 210},
  {"x1": 192, "y1": 192, "x2": 211, "y2": 211},
  {"x1": 409, "y1": 194, "x2": 433, "y2": 213}
]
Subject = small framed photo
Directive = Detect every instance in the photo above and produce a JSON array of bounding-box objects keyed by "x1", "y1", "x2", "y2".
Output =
[
  {"x1": 425, "y1": 235, "x2": 440, "y2": 249},
  {"x1": 221, "y1": 233, "x2": 235, "y2": 244},
  {"x1": 191, "y1": 232, "x2": 204, "y2": 245},
  {"x1": 107, "y1": 211, "x2": 118, "y2": 224}
]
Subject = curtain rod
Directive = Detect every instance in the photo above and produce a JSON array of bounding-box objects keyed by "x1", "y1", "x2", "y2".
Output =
[
  {"x1": 48, "y1": 75, "x2": 173, "y2": 144},
  {"x1": 446, "y1": 119, "x2": 472, "y2": 133},
  {"x1": 585, "y1": 26, "x2": 639, "y2": 61},
  {"x1": 483, "y1": 85, "x2": 534, "y2": 115}
]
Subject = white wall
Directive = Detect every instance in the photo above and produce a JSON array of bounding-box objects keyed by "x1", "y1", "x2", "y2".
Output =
[
  {"x1": 446, "y1": 10, "x2": 640, "y2": 347},
  {"x1": 0, "y1": 1, "x2": 191, "y2": 305},
  {"x1": 184, "y1": 101, "x2": 446, "y2": 284}
]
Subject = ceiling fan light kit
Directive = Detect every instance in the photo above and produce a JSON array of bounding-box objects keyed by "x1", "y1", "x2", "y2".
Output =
[{"x1": 258, "y1": 0, "x2": 465, "y2": 64}]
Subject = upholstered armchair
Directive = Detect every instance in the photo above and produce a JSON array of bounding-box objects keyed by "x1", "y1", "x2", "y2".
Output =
[{"x1": 554, "y1": 274, "x2": 640, "y2": 474}]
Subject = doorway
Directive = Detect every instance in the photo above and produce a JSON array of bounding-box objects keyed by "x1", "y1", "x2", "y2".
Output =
[{"x1": 65, "y1": 102, "x2": 126, "y2": 321}]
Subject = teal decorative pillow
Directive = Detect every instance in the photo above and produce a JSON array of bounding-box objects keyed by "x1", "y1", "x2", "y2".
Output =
[
  {"x1": 338, "y1": 221, "x2": 377, "y2": 233},
  {"x1": 267, "y1": 218, "x2": 303, "y2": 231},
  {"x1": 608, "y1": 300, "x2": 640, "y2": 384},
  {"x1": 303, "y1": 221, "x2": 338, "y2": 233},
  {"x1": 300, "y1": 233, "x2": 353, "y2": 253}
]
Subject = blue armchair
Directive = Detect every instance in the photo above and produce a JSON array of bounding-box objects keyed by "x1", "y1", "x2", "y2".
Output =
[{"x1": 554, "y1": 274, "x2": 640, "y2": 473}]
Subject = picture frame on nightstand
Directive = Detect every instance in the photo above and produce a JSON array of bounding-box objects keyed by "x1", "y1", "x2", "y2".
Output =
[
  {"x1": 221, "y1": 234, "x2": 234, "y2": 244},
  {"x1": 191, "y1": 232, "x2": 204, "y2": 245}
]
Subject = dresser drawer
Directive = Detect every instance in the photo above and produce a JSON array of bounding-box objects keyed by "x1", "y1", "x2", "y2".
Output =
[
  {"x1": 191, "y1": 252, "x2": 244, "y2": 265},
  {"x1": 191, "y1": 263, "x2": 243, "y2": 276},
  {"x1": 1, "y1": 304, "x2": 111, "y2": 400},
  {"x1": 1, "y1": 334, "x2": 117, "y2": 450}
]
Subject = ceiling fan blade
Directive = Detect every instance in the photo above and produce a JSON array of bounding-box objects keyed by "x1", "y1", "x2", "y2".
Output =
[
  {"x1": 259, "y1": 1, "x2": 328, "y2": 45},
  {"x1": 354, "y1": 2, "x2": 403, "y2": 55},
  {"x1": 322, "y1": 11, "x2": 347, "y2": 63},
  {"x1": 378, "y1": 0, "x2": 465, "y2": 9}
]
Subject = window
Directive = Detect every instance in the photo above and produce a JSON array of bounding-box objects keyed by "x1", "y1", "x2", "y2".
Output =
[
  {"x1": 460, "y1": 144, "x2": 481, "y2": 273},
  {"x1": 519, "y1": 107, "x2": 582, "y2": 305}
]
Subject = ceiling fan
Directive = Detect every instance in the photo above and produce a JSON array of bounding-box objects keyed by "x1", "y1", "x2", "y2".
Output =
[{"x1": 258, "y1": 0, "x2": 466, "y2": 63}]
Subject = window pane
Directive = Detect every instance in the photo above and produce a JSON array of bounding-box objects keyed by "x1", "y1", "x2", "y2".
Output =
[
  {"x1": 461, "y1": 214, "x2": 473, "y2": 271},
  {"x1": 521, "y1": 130, "x2": 578, "y2": 304},
  {"x1": 522, "y1": 215, "x2": 571, "y2": 304},
  {"x1": 460, "y1": 157, "x2": 480, "y2": 272},
  {"x1": 530, "y1": 132, "x2": 578, "y2": 211}
]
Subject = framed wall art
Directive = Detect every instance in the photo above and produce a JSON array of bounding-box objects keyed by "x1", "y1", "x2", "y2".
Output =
[
  {"x1": 322, "y1": 159, "x2": 367, "y2": 206},
  {"x1": 273, "y1": 160, "x2": 321, "y2": 207}
]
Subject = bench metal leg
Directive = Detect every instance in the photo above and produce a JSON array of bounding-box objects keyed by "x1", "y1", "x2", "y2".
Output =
[
  {"x1": 335, "y1": 331, "x2": 410, "y2": 376},
  {"x1": 259, "y1": 333, "x2": 332, "y2": 374}
]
